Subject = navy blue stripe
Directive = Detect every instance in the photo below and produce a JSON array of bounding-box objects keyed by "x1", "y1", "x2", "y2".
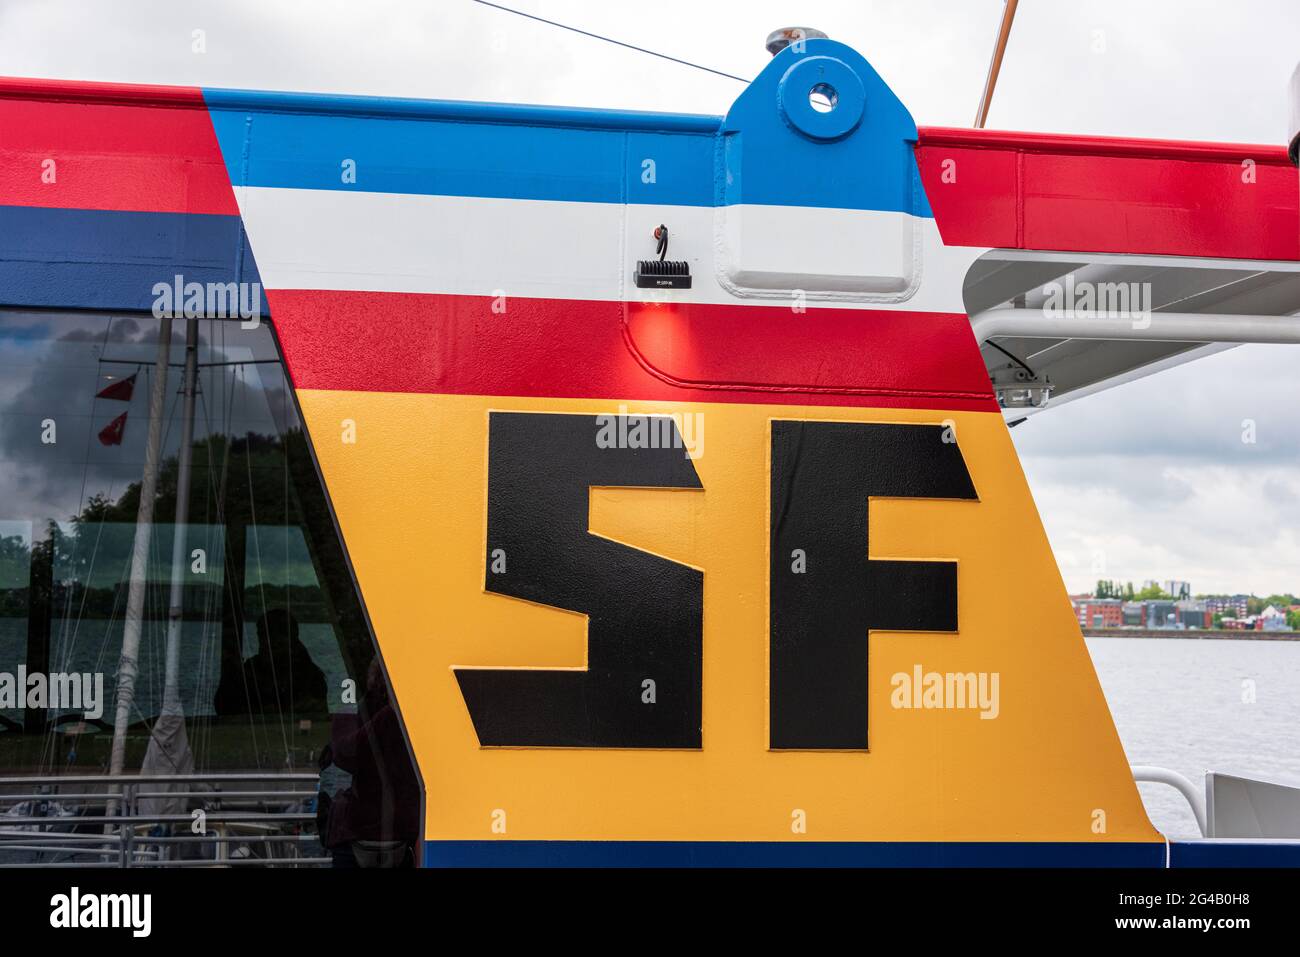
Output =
[
  {"x1": 0, "y1": 205, "x2": 265, "y2": 313},
  {"x1": 423, "y1": 840, "x2": 1166, "y2": 868},
  {"x1": 1169, "y1": 840, "x2": 1300, "y2": 867}
]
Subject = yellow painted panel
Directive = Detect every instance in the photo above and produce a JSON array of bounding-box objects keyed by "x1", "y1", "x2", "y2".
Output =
[{"x1": 298, "y1": 390, "x2": 1159, "y2": 845}]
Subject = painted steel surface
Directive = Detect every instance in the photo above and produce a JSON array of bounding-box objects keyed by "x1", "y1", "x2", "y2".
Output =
[
  {"x1": 1, "y1": 37, "x2": 1292, "y2": 865},
  {"x1": 916, "y1": 127, "x2": 1300, "y2": 261}
]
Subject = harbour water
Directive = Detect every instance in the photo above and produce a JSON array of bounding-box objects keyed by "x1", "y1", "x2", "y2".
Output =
[{"x1": 1086, "y1": 636, "x2": 1300, "y2": 838}]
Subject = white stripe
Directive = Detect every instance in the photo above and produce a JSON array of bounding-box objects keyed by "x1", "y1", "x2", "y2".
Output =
[{"x1": 233, "y1": 186, "x2": 986, "y2": 313}]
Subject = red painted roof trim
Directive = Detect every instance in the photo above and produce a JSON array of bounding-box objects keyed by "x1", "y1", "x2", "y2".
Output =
[
  {"x1": 0, "y1": 76, "x2": 206, "y2": 108},
  {"x1": 0, "y1": 75, "x2": 1291, "y2": 166},
  {"x1": 918, "y1": 126, "x2": 1293, "y2": 166}
]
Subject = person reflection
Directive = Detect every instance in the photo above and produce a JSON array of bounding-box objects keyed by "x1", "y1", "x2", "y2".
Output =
[
  {"x1": 214, "y1": 608, "x2": 329, "y2": 718},
  {"x1": 322, "y1": 658, "x2": 420, "y2": 867}
]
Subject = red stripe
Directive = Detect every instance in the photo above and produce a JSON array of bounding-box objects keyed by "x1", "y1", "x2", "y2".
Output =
[
  {"x1": 0, "y1": 79, "x2": 236, "y2": 215},
  {"x1": 0, "y1": 76, "x2": 210, "y2": 106},
  {"x1": 917, "y1": 126, "x2": 1300, "y2": 261},
  {"x1": 268, "y1": 290, "x2": 998, "y2": 412}
]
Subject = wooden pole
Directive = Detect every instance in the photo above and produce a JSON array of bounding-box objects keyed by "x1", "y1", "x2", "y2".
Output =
[{"x1": 974, "y1": 0, "x2": 1019, "y2": 129}]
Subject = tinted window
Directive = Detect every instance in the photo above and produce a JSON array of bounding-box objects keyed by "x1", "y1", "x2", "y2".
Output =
[{"x1": 0, "y1": 310, "x2": 420, "y2": 866}]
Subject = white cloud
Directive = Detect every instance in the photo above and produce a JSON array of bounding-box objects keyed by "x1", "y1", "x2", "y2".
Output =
[
  {"x1": 1016, "y1": 346, "x2": 1300, "y2": 595},
  {"x1": 5, "y1": 0, "x2": 1298, "y2": 137}
]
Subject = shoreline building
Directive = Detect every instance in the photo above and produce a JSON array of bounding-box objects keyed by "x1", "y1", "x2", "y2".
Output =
[
  {"x1": 1205, "y1": 595, "x2": 1250, "y2": 617},
  {"x1": 1071, "y1": 597, "x2": 1123, "y2": 629}
]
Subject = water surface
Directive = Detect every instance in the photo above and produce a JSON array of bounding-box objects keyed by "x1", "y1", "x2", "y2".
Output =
[{"x1": 1086, "y1": 636, "x2": 1300, "y2": 838}]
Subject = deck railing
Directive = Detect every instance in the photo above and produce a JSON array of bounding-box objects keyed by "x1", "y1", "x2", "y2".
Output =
[{"x1": 0, "y1": 772, "x2": 327, "y2": 867}]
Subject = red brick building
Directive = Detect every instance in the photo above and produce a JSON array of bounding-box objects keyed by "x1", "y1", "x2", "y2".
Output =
[{"x1": 1071, "y1": 597, "x2": 1123, "y2": 629}]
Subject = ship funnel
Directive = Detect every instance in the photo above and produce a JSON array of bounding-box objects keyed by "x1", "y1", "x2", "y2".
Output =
[{"x1": 765, "y1": 26, "x2": 828, "y2": 56}]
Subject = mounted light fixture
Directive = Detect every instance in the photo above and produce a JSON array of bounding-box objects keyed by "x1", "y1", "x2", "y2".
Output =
[{"x1": 634, "y1": 224, "x2": 691, "y2": 289}]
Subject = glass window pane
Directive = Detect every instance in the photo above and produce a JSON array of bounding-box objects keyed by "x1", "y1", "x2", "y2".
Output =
[{"x1": 0, "y1": 310, "x2": 420, "y2": 867}]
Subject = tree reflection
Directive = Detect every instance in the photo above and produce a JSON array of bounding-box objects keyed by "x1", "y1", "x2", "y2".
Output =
[{"x1": 1, "y1": 428, "x2": 376, "y2": 774}]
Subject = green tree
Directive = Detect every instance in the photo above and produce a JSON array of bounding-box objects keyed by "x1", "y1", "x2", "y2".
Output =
[
  {"x1": 0, "y1": 532, "x2": 30, "y2": 590},
  {"x1": 1095, "y1": 579, "x2": 1126, "y2": 599}
]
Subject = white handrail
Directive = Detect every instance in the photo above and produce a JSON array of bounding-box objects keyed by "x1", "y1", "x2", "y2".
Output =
[
  {"x1": 1132, "y1": 765, "x2": 1207, "y2": 837},
  {"x1": 971, "y1": 307, "x2": 1300, "y2": 346}
]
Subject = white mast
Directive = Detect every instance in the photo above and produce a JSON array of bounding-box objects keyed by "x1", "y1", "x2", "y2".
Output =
[
  {"x1": 108, "y1": 317, "x2": 172, "y2": 776},
  {"x1": 140, "y1": 316, "x2": 199, "y2": 804},
  {"x1": 160, "y1": 317, "x2": 199, "y2": 721}
]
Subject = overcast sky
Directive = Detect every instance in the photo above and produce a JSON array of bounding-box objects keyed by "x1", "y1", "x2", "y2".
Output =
[{"x1": 3, "y1": 0, "x2": 1297, "y2": 595}]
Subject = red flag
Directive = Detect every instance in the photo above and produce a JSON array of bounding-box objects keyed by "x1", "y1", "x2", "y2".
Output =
[
  {"x1": 98, "y1": 412, "x2": 128, "y2": 446},
  {"x1": 96, "y1": 372, "x2": 136, "y2": 402}
]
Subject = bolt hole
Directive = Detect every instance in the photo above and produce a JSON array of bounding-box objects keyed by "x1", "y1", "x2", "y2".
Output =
[{"x1": 809, "y1": 82, "x2": 838, "y2": 113}]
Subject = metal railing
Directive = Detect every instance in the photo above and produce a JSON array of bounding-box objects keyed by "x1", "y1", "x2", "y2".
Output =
[
  {"x1": 0, "y1": 772, "x2": 328, "y2": 867},
  {"x1": 1131, "y1": 765, "x2": 1208, "y2": 836}
]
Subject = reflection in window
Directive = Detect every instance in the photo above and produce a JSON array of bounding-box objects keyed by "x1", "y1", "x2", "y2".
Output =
[{"x1": 0, "y1": 311, "x2": 419, "y2": 866}]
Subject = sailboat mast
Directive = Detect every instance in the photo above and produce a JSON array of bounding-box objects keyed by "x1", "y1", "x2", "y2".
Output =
[
  {"x1": 108, "y1": 317, "x2": 172, "y2": 775},
  {"x1": 160, "y1": 316, "x2": 199, "y2": 717}
]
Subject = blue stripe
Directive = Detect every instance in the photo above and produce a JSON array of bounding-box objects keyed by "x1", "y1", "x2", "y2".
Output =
[
  {"x1": 1169, "y1": 840, "x2": 1300, "y2": 867},
  {"x1": 423, "y1": 840, "x2": 1166, "y2": 868},
  {"x1": 201, "y1": 87, "x2": 722, "y2": 133},
  {"x1": 0, "y1": 205, "x2": 265, "y2": 313},
  {"x1": 205, "y1": 104, "x2": 717, "y2": 207},
  {"x1": 201, "y1": 39, "x2": 935, "y2": 217}
]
